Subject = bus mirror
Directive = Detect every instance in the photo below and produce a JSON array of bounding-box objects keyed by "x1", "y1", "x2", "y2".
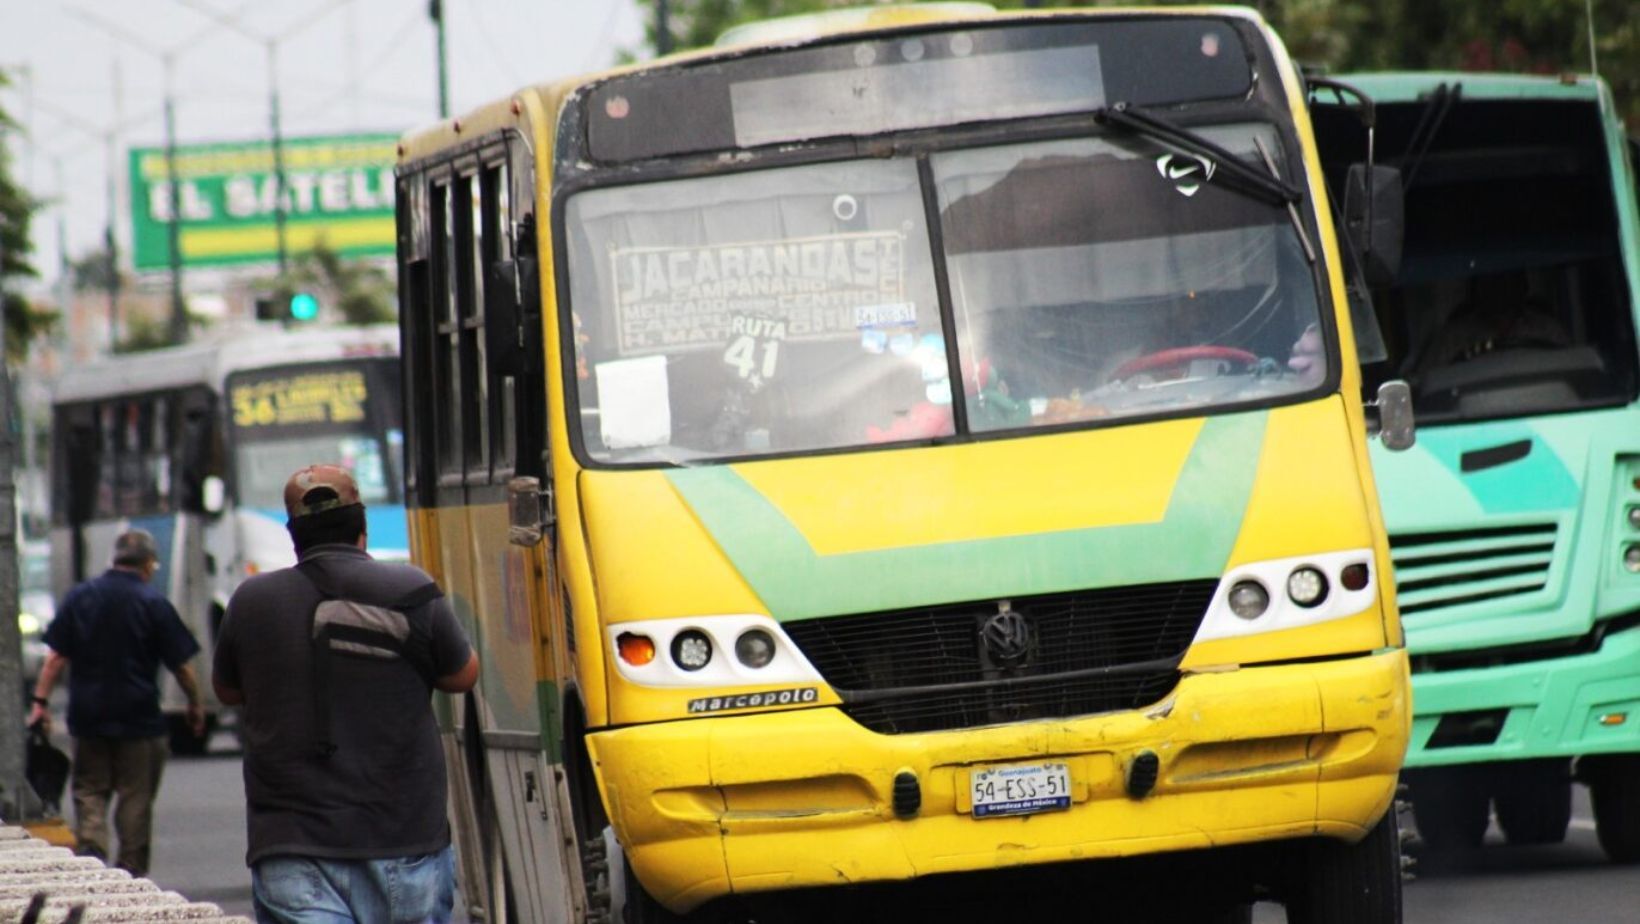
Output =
[
  {"x1": 508, "y1": 475, "x2": 554, "y2": 547},
  {"x1": 1371, "y1": 380, "x2": 1416, "y2": 451},
  {"x1": 1343, "y1": 164, "x2": 1403, "y2": 288},
  {"x1": 201, "y1": 476, "x2": 226, "y2": 515}
]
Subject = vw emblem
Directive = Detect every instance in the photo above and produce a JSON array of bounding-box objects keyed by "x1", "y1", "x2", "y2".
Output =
[{"x1": 980, "y1": 603, "x2": 1035, "y2": 667}]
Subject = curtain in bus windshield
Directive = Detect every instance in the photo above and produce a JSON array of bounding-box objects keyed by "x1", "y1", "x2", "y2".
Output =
[
  {"x1": 565, "y1": 160, "x2": 945, "y2": 463},
  {"x1": 932, "y1": 126, "x2": 1327, "y2": 431}
]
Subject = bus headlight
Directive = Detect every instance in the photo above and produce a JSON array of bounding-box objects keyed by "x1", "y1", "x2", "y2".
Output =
[
  {"x1": 1628, "y1": 506, "x2": 1640, "y2": 531},
  {"x1": 735, "y1": 629, "x2": 777, "y2": 668},
  {"x1": 1227, "y1": 581, "x2": 1269, "y2": 620},
  {"x1": 17, "y1": 611, "x2": 40, "y2": 636},
  {"x1": 607, "y1": 615, "x2": 825, "y2": 688},
  {"x1": 1286, "y1": 567, "x2": 1328, "y2": 607},
  {"x1": 1195, "y1": 549, "x2": 1379, "y2": 644},
  {"x1": 1625, "y1": 545, "x2": 1640, "y2": 573},
  {"x1": 671, "y1": 630, "x2": 713, "y2": 671}
]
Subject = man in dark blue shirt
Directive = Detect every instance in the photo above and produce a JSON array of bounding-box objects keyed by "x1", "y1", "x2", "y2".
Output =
[{"x1": 27, "y1": 529, "x2": 204, "y2": 876}]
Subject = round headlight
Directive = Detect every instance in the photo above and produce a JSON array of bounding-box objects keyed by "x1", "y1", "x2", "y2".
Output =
[
  {"x1": 735, "y1": 628, "x2": 776, "y2": 669},
  {"x1": 17, "y1": 612, "x2": 40, "y2": 636},
  {"x1": 1629, "y1": 507, "x2": 1640, "y2": 531},
  {"x1": 1625, "y1": 546, "x2": 1640, "y2": 574},
  {"x1": 1287, "y1": 567, "x2": 1328, "y2": 608},
  {"x1": 671, "y1": 630, "x2": 713, "y2": 671},
  {"x1": 1227, "y1": 581, "x2": 1270, "y2": 620}
]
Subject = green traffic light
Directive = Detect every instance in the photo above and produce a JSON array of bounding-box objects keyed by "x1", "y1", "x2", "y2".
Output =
[{"x1": 289, "y1": 292, "x2": 320, "y2": 321}]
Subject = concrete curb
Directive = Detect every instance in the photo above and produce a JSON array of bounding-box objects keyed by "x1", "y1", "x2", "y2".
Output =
[{"x1": 0, "y1": 825, "x2": 252, "y2": 923}]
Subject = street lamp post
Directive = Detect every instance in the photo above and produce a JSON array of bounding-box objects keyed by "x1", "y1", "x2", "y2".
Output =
[
  {"x1": 173, "y1": 0, "x2": 355, "y2": 280},
  {"x1": 66, "y1": 7, "x2": 218, "y2": 346}
]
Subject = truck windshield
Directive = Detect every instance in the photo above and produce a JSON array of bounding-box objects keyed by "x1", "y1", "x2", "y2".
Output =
[
  {"x1": 1316, "y1": 94, "x2": 1638, "y2": 424},
  {"x1": 566, "y1": 124, "x2": 1325, "y2": 464}
]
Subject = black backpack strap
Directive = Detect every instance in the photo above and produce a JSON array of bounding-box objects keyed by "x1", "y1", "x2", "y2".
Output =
[
  {"x1": 292, "y1": 560, "x2": 445, "y2": 761},
  {"x1": 293, "y1": 561, "x2": 339, "y2": 760}
]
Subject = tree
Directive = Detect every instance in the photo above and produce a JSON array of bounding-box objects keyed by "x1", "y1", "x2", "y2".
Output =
[{"x1": 0, "y1": 69, "x2": 54, "y2": 363}]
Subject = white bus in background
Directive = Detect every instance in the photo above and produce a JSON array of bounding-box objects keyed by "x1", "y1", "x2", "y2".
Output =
[{"x1": 49, "y1": 323, "x2": 404, "y2": 753}]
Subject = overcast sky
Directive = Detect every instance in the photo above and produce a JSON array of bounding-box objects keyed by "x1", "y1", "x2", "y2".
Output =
[{"x1": 1, "y1": 0, "x2": 647, "y2": 290}]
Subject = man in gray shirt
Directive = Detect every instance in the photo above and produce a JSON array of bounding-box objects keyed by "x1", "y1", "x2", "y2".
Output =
[{"x1": 214, "y1": 464, "x2": 479, "y2": 924}]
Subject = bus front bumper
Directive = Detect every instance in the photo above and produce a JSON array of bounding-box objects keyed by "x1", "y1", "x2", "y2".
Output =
[{"x1": 587, "y1": 649, "x2": 1409, "y2": 912}]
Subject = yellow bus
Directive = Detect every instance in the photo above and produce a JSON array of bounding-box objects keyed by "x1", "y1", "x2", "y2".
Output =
[{"x1": 394, "y1": 5, "x2": 1413, "y2": 922}]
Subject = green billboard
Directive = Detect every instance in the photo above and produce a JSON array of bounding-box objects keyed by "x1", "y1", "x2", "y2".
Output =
[{"x1": 128, "y1": 133, "x2": 398, "y2": 270}]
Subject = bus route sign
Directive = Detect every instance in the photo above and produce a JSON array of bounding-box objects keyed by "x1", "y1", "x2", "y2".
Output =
[{"x1": 128, "y1": 133, "x2": 398, "y2": 270}]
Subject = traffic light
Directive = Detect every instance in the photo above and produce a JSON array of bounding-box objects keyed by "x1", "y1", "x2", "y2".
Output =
[
  {"x1": 289, "y1": 292, "x2": 320, "y2": 321},
  {"x1": 253, "y1": 291, "x2": 320, "y2": 323}
]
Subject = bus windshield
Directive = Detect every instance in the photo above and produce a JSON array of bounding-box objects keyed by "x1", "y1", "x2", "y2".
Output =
[
  {"x1": 227, "y1": 358, "x2": 403, "y2": 509},
  {"x1": 566, "y1": 123, "x2": 1324, "y2": 463}
]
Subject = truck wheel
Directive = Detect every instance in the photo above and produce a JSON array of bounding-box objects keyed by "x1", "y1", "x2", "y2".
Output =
[
  {"x1": 1586, "y1": 754, "x2": 1640, "y2": 864},
  {"x1": 1406, "y1": 769, "x2": 1489, "y2": 850},
  {"x1": 1494, "y1": 759, "x2": 1572, "y2": 845},
  {"x1": 1285, "y1": 811, "x2": 1404, "y2": 924}
]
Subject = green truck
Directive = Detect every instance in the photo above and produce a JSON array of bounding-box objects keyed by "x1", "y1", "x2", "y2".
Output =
[{"x1": 1314, "y1": 71, "x2": 1640, "y2": 860}]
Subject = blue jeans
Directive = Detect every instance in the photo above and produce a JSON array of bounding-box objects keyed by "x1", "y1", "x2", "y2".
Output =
[{"x1": 252, "y1": 846, "x2": 455, "y2": 924}]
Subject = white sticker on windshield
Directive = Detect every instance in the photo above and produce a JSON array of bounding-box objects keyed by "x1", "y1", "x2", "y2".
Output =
[
  {"x1": 854, "y1": 302, "x2": 917, "y2": 329},
  {"x1": 596, "y1": 356, "x2": 672, "y2": 450}
]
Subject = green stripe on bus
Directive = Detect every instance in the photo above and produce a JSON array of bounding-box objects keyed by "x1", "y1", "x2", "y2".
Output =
[{"x1": 666, "y1": 412, "x2": 1267, "y2": 621}]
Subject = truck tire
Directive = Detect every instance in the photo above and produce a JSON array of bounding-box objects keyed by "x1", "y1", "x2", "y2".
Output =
[
  {"x1": 1587, "y1": 754, "x2": 1640, "y2": 864},
  {"x1": 1285, "y1": 811, "x2": 1404, "y2": 924},
  {"x1": 1494, "y1": 759, "x2": 1572, "y2": 846},
  {"x1": 1406, "y1": 769, "x2": 1489, "y2": 850}
]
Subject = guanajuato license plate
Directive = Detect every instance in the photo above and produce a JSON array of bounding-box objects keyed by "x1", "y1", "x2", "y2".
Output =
[{"x1": 969, "y1": 761, "x2": 1072, "y2": 818}]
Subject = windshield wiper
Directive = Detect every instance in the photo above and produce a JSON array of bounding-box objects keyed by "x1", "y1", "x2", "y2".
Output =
[{"x1": 1095, "y1": 102, "x2": 1302, "y2": 208}]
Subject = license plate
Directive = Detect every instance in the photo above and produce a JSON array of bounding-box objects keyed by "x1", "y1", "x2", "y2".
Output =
[{"x1": 969, "y1": 761, "x2": 1071, "y2": 818}]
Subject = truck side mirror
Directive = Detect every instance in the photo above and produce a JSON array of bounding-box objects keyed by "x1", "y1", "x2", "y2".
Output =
[
  {"x1": 1344, "y1": 164, "x2": 1404, "y2": 288},
  {"x1": 1370, "y1": 380, "x2": 1416, "y2": 451}
]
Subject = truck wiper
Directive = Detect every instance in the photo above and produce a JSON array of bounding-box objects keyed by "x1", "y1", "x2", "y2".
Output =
[{"x1": 1095, "y1": 102, "x2": 1302, "y2": 208}]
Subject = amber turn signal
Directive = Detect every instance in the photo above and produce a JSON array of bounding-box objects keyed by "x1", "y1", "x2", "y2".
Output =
[
  {"x1": 1340, "y1": 562, "x2": 1370, "y2": 591},
  {"x1": 616, "y1": 632, "x2": 657, "y2": 666}
]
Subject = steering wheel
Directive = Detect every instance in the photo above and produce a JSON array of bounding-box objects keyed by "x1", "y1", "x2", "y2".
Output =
[{"x1": 1109, "y1": 346, "x2": 1259, "y2": 383}]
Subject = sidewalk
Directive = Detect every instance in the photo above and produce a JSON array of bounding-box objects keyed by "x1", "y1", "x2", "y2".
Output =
[{"x1": 0, "y1": 822, "x2": 252, "y2": 923}]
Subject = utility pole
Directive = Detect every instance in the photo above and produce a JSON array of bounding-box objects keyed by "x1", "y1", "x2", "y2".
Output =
[
  {"x1": 656, "y1": 0, "x2": 672, "y2": 56},
  {"x1": 67, "y1": 7, "x2": 210, "y2": 347},
  {"x1": 0, "y1": 94, "x2": 27, "y2": 821},
  {"x1": 430, "y1": 0, "x2": 450, "y2": 118},
  {"x1": 268, "y1": 42, "x2": 289, "y2": 275},
  {"x1": 172, "y1": 0, "x2": 353, "y2": 278},
  {"x1": 162, "y1": 62, "x2": 187, "y2": 345}
]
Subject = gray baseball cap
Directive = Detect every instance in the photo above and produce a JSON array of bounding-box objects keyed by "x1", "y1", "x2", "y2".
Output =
[{"x1": 113, "y1": 529, "x2": 160, "y2": 566}]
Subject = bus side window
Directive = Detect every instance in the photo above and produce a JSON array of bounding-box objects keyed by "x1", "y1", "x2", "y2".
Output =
[
  {"x1": 455, "y1": 170, "x2": 490, "y2": 482},
  {"x1": 402, "y1": 254, "x2": 436, "y2": 505},
  {"x1": 432, "y1": 178, "x2": 465, "y2": 483}
]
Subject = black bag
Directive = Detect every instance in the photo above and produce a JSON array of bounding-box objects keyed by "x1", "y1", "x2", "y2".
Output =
[{"x1": 25, "y1": 723, "x2": 70, "y2": 811}]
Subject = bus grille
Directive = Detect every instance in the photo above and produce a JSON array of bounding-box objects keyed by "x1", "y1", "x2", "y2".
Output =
[
  {"x1": 1390, "y1": 522, "x2": 1558, "y2": 616},
  {"x1": 783, "y1": 580, "x2": 1217, "y2": 734}
]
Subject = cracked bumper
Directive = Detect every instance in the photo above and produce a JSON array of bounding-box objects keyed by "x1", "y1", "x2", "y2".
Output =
[{"x1": 587, "y1": 649, "x2": 1409, "y2": 912}]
